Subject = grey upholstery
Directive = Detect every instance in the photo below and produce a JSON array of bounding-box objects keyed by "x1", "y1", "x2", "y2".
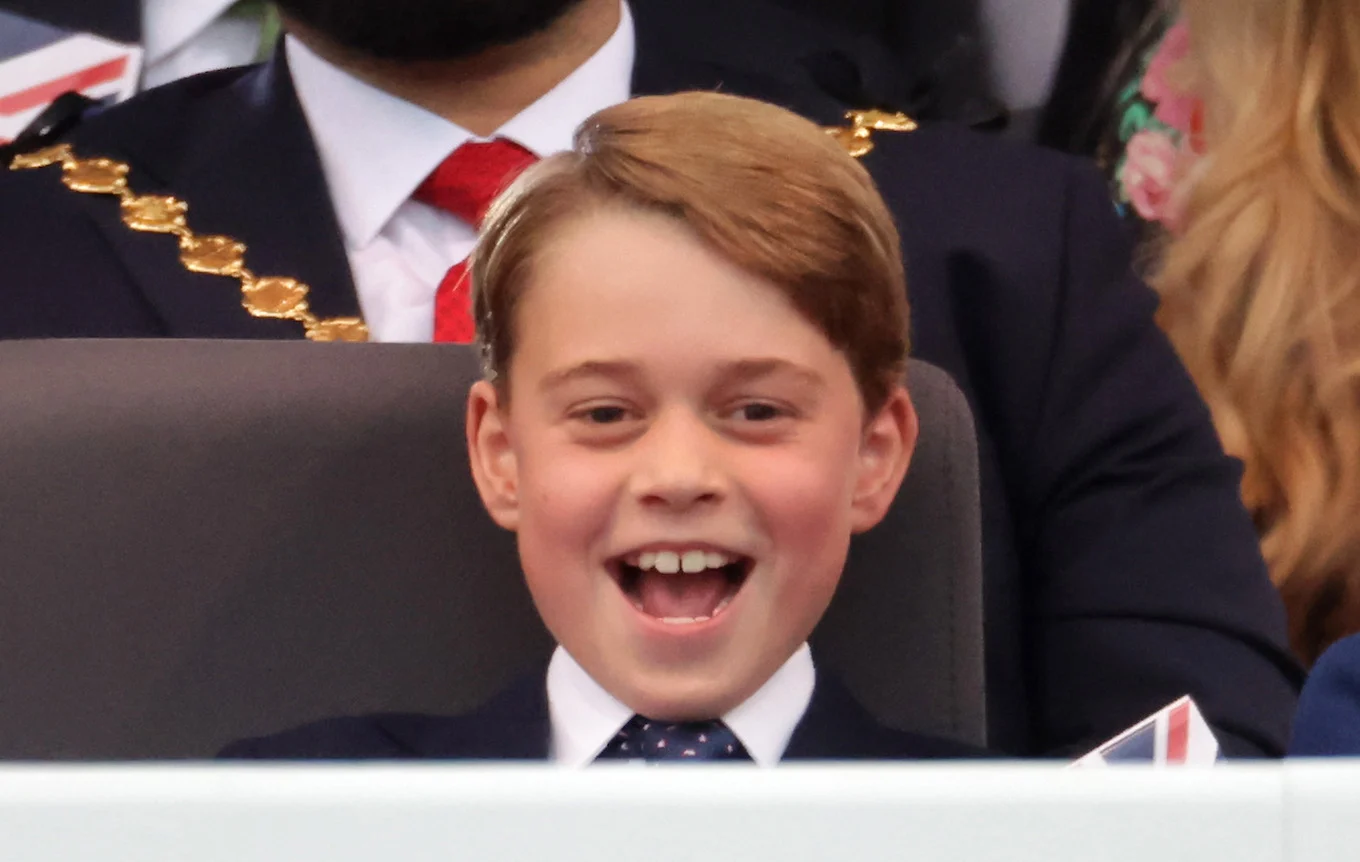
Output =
[{"x1": 0, "y1": 340, "x2": 984, "y2": 758}]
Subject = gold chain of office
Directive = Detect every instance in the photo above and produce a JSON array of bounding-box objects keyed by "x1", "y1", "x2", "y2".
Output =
[{"x1": 8, "y1": 109, "x2": 914, "y2": 342}]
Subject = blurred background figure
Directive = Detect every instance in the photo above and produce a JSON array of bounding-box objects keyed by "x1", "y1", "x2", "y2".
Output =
[
  {"x1": 2, "y1": 0, "x2": 280, "y2": 86},
  {"x1": 1150, "y1": 0, "x2": 1360, "y2": 666}
]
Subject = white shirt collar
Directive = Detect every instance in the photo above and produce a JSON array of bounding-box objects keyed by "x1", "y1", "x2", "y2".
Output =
[
  {"x1": 547, "y1": 643, "x2": 816, "y2": 767},
  {"x1": 142, "y1": 0, "x2": 240, "y2": 63},
  {"x1": 285, "y1": 1, "x2": 636, "y2": 251}
]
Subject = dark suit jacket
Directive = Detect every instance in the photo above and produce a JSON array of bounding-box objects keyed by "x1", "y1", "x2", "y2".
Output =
[
  {"x1": 219, "y1": 672, "x2": 986, "y2": 761},
  {"x1": 1288, "y1": 635, "x2": 1360, "y2": 757},
  {"x1": 0, "y1": 0, "x2": 1301, "y2": 756}
]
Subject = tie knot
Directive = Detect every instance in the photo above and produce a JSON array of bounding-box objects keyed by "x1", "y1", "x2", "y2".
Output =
[
  {"x1": 414, "y1": 138, "x2": 539, "y2": 225},
  {"x1": 596, "y1": 716, "x2": 750, "y2": 762}
]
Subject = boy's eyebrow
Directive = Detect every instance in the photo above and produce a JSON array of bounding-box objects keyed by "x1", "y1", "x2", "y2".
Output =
[
  {"x1": 714, "y1": 358, "x2": 826, "y2": 388},
  {"x1": 538, "y1": 358, "x2": 827, "y2": 392},
  {"x1": 538, "y1": 360, "x2": 642, "y2": 392}
]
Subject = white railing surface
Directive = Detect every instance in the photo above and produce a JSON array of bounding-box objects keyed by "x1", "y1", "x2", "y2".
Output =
[{"x1": 0, "y1": 761, "x2": 1354, "y2": 862}]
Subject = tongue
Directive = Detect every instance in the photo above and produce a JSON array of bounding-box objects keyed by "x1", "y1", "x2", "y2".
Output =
[{"x1": 636, "y1": 570, "x2": 728, "y2": 619}]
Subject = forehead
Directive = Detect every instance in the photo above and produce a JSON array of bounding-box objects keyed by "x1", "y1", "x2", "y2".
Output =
[{"x1": 507, "y1": 208, "x2": 853, "y2": 387}]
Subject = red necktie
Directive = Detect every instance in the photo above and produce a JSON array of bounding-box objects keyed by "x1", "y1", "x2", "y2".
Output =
[{"x1": 413, "y1": 138, "x2": 539, "y2": 343}]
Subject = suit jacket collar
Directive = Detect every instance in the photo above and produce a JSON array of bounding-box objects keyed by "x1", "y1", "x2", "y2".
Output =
[{"x1": 783, "y1": 675, "x2": 952, "y2": 760}]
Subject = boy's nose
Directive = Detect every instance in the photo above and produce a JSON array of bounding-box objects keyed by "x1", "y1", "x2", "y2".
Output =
[{"x1": 629, "y1": 411, "x2": 728, "y2": 511}]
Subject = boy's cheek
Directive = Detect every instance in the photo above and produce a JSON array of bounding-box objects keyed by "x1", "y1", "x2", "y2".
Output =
[
  {"x1": 516, "y1": 451, "x2": 618, "y2": 518},
  {"x1": 751, "y1": 460, "x2": 859, "y2": 534}
]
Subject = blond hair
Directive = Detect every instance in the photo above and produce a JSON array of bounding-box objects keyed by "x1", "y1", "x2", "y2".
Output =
[
  {"x1": 471, "y1": 91, "x2": 909, "y2": 414},
  {"x1": 1155, "y1": 0, "x2": 1360, "y2": 663}
]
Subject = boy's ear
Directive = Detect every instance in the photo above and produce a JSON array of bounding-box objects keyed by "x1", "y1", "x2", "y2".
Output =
[
  {"x1": 466, "y1": 380, "x2": 520, "y2": 531},
  {"x1": 850, "y1": 385, "x2": 918, "y2": 534}
]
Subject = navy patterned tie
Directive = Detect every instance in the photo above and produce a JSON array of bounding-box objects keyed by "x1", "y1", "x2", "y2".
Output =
[{"x1": 596, "y1": 716, "x2": 751, "y2": 762}]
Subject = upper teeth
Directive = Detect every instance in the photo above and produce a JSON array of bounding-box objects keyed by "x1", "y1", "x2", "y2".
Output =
[{"x1": 634, "y1": 550, "x2": 732, "y2": 574}]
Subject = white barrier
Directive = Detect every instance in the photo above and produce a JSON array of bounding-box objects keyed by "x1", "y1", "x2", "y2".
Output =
[{"x1": 0, "y1": 762, "x2": 1355, "y2": 862}]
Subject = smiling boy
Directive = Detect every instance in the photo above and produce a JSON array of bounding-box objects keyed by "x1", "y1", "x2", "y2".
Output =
[{"x1": 222, "y1": 91, "x2": 983, "y2": 763}]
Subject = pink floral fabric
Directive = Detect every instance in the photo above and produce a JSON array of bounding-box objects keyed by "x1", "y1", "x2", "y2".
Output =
[
  {"x1": 1120, "y1": 129, "x2": 1183, "y2": 226},
  {"x1": 1106, "y1": 18, "x2": 1203, "y2": 236},
  {"x1": 1141, "y1": 22, "x2": 1198, "y2": 136}
]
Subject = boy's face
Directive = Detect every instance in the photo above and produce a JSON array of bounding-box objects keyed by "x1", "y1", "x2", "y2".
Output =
[{"x1": 468, "y1": 207, "x2": 916, "y2": 720}]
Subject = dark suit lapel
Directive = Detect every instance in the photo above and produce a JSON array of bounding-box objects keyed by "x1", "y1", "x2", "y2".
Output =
[
  {"x1": 169, "y1": 50, "x2": 361, "y2": 326},
  {"x1": 82, "y1": 49, "x2": 359, "y2": 337},
  {"x1": 783, "y1": 674, "x2": 893, "y2": 759}
]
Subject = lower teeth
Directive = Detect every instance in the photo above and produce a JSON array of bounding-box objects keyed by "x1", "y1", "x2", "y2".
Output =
[{"x1": 651, "y1": 596, "x2": 734, "y2": 626}]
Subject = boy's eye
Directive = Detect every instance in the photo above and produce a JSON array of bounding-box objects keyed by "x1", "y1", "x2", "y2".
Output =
[
  {"x1": 730, "y1": 402, "x2": 786, "y2": 422},
  {"x1": 590, "y1": 406, "x2": 627, "y2": 423},
  {"x1": 574, "y1": 405, "x2": 631, "y2": 424}
]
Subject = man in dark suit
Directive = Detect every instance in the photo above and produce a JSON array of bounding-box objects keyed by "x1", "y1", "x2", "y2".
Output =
[
  {"x1": 1289, "y1": 634, "x2": 1360, "y2": 757},
  {"x1": 0, "y1": 0, "x2": 1300, "y2": 756}
]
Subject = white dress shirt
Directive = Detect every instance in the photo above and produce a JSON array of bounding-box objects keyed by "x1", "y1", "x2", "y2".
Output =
[
  {"x1": 547, "y1": 643, "x2": 816, "y2": 767},
  {"x1": 141, "y1": 0, "x2": 265, "y2": 89},
  {"x1": 286, "y1": 2, "x2": 636, "y2": 342}
]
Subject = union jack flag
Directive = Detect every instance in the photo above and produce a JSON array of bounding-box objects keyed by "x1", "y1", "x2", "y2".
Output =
[
  {"x1": 0, "y1": 11, "x2": 142, "y2": 145},
  {"x1": 1072, "y1": 696, "x2": 1222, "y2": 766}
]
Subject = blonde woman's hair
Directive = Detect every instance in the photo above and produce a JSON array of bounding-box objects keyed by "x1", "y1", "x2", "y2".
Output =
[{"x1": 1156, "y1": 0, "x2": 1360, "y2": 664}]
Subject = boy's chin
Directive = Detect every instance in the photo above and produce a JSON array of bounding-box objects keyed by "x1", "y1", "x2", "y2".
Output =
[{"x1": 613, "y1": 667, "x2": 761, "y2": 722}]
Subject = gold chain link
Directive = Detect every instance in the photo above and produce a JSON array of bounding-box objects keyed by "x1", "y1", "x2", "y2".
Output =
[
  {"x1": 824, "y1": 109, "x2": 918, "y2": 158},
  {"x1": 9, "y1": 143, "x2": 369, "y2": 342},
  {"x1": 10, "y1": 110, "x2": 912, "y2": 339}
]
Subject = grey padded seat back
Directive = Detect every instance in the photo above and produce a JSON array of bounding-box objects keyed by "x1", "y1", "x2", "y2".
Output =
[{"x1": 0, "y1": 340, "x2": 984, "y2": 758}]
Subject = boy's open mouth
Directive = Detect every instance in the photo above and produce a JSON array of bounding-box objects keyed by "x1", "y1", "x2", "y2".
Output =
[{"x1": 609, "y1": 548, "x2": 752, "y2": 625}]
